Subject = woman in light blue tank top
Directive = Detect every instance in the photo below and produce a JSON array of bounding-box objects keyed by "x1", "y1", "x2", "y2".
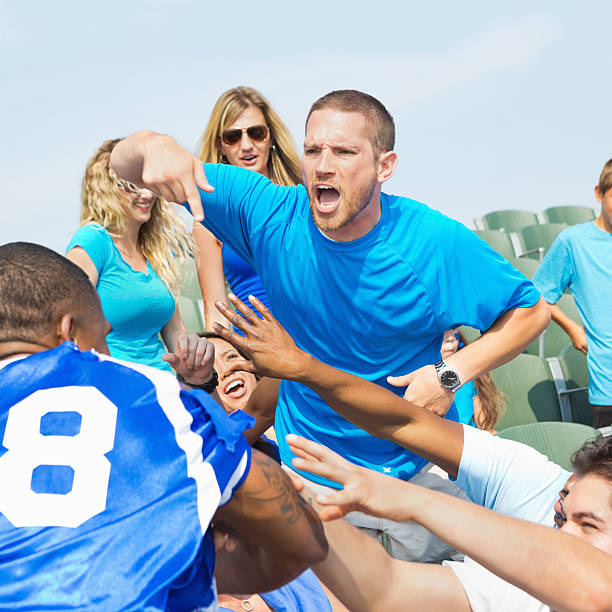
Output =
[
  {"x1": 66, "y1": 139, "x2": 208, "y2": 378},
  {"x1": 193, "y1": 87, "x2": 302, "y2": 329}
]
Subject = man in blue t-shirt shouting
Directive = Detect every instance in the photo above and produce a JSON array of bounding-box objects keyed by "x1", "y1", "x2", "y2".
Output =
[{"x1": 112, "y1": 89, "x2": 550, "y2": 561}]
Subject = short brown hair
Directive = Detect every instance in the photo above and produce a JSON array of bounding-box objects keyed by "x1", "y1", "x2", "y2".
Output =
[
  {"x1": 598, "y1": 159, "x2": 612, "y2": 196},
  {"x1": 306, "y1": 90, "x2": 395, "y2": 157},
  {"x1": 572, "y1": 436, "x2": 612, "y2": 486}
]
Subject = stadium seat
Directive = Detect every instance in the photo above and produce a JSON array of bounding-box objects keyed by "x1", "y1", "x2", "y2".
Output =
[
  {"x1": 473, "y1": 230, "x2": 516, "y2": 259},
  {"x1": 458, "y1": 326, "x2": 480, "y2": 343},
  {"x1": 492, "y1": 354, "x2": 562, "y2": 430},
  {"x1": 480, "y1": 210, "x2": 539, "y2": 233},
  {"x1": 557, "y1": 345, "x2": 592, "y2": 426},
  {"x1": 496, "y1": 422, "x2": 601, "y2": 471},
  {"x1": 543, "y1": 206, "x2": 596, "y2": 226},
  {"x1": 177, "y1": 295, "x2": 205, "y2": 334},
  {"x1": 507, "y1": 256, "x2": 539, "y2": 280},
  {"x1": 525, "y1": 293, "x2": 581, "y2": 358},
  {"x1": 517, "y1": 223, "x2": 568, "y2": 261}
]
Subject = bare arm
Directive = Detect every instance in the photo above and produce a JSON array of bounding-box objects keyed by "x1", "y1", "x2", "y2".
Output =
[
  {"x1": 192, "y1": 223, "x2": 230, "y2": 329},
  {"x1": 110, "y1": 130, "x2": 212, "y2": 222},
  {"x1": 66, "y1": 247, "x2": 99, "y2": 286},
  {"x1": 388, "y1": 297, "x2": 551, "y2": 416},
  {"x1": 446, "y1": 297, "x2": 551, "y2": 383},
  {"x1": 241, "y1": 377, "x2": 280, "y2": 445},
  {"x1": 213, "y1": 295, "x2": 463, "y2": 477},
  {"x1": 549, "y1": 302, "x2": 588, "y2": 354},
  {"x1": 291, "y1": 436, "x2": 612, "y2": 612},
  {"x1": 213, "y1": 448, "x2": 328, "y2": 594}
]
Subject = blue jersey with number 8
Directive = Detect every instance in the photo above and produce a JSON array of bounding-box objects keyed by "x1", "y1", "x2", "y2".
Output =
[{"x1": 0, "y1": 342, "x2": 252, "y2": 611}]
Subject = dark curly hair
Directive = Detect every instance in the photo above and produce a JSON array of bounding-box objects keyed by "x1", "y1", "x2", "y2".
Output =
[{"x1": 572, "y1": 436, "x2": 612, "y2": 483}]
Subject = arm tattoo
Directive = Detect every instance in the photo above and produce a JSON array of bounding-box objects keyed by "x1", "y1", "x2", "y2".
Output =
[{"x1": 236, "y1": 451, "x2": 303, "y2": 523}]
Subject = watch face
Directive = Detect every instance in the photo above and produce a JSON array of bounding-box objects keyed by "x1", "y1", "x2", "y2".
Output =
[{"x1": 440, "y1": 370, "x2": 459, "y2": 388}]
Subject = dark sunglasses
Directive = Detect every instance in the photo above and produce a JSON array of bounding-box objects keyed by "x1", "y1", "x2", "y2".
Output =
[{"x1": 221, "y1": 124, "x2": 269, "y2": 146}]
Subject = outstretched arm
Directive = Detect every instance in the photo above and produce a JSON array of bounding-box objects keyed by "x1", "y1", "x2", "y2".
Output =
[
  {"x1": 214, "y1": 447, "x2": 328, "y2": 594},
  {"x1": 290, "y1": 435, "x2": 612, "y2": 612},
  {"x1": 110, "y1": 130, "x2": 212, "y2": 221},
  {"x1": 213, "y1": 294, "x2": 463, "y2": 476}
]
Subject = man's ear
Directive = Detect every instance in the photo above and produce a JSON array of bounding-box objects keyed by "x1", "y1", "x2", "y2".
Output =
[
  {"x1": 376, "y1": 150, "x2": 398, "y2": 184},
  {"x1": 57, "y1": 313, "x2": 76, "y2": 345},
  {"x1": 594, "y1": 184, "x2": 603, "y2": 203}
]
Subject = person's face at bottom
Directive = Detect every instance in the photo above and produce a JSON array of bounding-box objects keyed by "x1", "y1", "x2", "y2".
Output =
[
  {"x1": 558, "y1": 474, "x2": 612, "y2": 555},
  {"x1": 302, "y1": 109, "x2": 379, "y2": 237},
  {"x1": 209, "y1": 337, "x2": 258, "y2": 413}
]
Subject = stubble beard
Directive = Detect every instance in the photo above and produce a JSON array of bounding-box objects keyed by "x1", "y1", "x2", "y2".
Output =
[{"x1": 309, "y1": 175, "x2": 378, "y2": 234}]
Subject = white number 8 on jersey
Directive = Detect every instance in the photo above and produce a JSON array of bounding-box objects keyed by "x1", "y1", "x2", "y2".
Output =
[{"x1": 0, "y1": 386, "x2": 117, "y2": 528}]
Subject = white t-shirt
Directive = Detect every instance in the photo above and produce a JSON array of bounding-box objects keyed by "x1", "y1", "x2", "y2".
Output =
[{"x1": 443, "y1": 425, "x2": 571, "y2": 611}]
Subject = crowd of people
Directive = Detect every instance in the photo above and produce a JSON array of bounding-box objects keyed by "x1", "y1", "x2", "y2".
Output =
[{"x1": 0, "y1": 86, "x2": 610, "y2": 611}]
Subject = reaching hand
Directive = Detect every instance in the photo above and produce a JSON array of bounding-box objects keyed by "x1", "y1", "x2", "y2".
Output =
[
  {"x1": 212, "y1": 294, "x2": 311, "y2": 380},
  {"x1": 162, "y1": 333, "x2": 215, "y2": 385},
  {"x1": 387, "y1": 365, "x2": 454, "y2": 417},
  {"x1": 287, "y1": 434, "x2": 415, "y2": 523}
]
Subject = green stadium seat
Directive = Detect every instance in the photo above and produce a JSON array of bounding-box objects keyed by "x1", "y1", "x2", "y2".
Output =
[
  {"x1": 517, "y1": 223, "x2": 568, "y2": 261},
  {"x1": 473, "y1": 230, "x2": 516, "y2": 259},
  {"x1": 480, "y1": 210, "x2": 539, "y2": 232},
  {"x1": 497, "y1": 422, "x2": 601, "y2": 471},
  {"x1": 525, "y1": 293, "x2": 581, "y2": 358},
  {"x1": 543, "y1": 206, "x2": 596, "y2": 225},
  {"x1": 507, "y1": 256, "x2": 539, "y2": 279},
  {"x1": 177, "y1": 295, "x2": 205, "y2": 335},
  {"x1": 492, "y1": 354, "x2": 562, "y2": 430},
  {"x1": 558, "y1": 346, "x2": 592, "y2": 426},
  {"x1": 458, "y1": 326, "x2": 480, "y2": 343}
]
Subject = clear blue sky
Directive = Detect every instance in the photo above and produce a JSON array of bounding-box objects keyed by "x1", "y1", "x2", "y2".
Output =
[{"x1": 2, "y1": 0, "x2": 611, "y2": 252}]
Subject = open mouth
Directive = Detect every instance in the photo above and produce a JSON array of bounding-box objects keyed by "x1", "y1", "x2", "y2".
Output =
[
  {"x1": 134, "y1": 202, "x2": 151, "y2": 210},
  {"x1": 223, "y1": 377, "x2": 247, "y2": 398},
  {"x1": 241, "y1": 155, "x2": 258, "y2": 165},
  {"x1": 315, "y1": 184, "x2": 341, "y2": 213}
]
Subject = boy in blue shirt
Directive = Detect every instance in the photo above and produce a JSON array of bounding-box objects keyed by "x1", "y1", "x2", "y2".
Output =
[
  {"x1": 533, "y1": 159, "x2": 612, "y2": 427},
  {"x1": 111, "y1": 89, "x2": 550, "y2": 561}
]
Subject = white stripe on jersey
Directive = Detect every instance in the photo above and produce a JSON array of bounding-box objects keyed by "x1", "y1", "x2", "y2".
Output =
[{"x1": 95, "y1": 352, "x2": 248, "y2": 534}]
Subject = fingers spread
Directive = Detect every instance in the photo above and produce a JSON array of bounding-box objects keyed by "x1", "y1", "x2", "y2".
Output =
[
  {"x1": 248, "y1": 295, "x2": 271, "y2": 320},
  {"x1": 228, "y1": 293, "x2": 258, "y2": 324}
]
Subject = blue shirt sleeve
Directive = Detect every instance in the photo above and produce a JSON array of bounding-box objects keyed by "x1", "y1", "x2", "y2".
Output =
[
  {"x1": 194, "y1": 163, "x2": 302, "y2": 270},
  {"x1": 65, "y1": 224, "x2": 111, "y2": 275},
  {"x1": 420, "y1": 219, "x2": 541, "y2": 331},
  {"x1": 532, "y1": 234, "x2": 571, "y2": 304}
]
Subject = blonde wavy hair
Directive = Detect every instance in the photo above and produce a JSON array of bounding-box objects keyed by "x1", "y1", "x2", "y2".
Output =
[
  {"x1": 196, "y1": 86, "x2": 302, "y2": 186},
  {"x1": 80, "y1": 139, "x2": 194, "y2": 295}
]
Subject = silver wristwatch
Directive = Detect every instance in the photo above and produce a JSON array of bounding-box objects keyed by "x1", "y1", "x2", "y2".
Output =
[{"x1": 434, "y1": 360, "x2": 462, "y2": 392}]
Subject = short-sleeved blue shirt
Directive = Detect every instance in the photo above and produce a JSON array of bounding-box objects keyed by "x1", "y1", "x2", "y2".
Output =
[
  {"x1": 194, "y1": 164, "x2": 541, "y2": 486},
  {"x1": 66, "y1": 224, "x2": 175, "y2": 371},
  {"x1": 533, "y1": 221, "x2": 612, "y2": 405}
]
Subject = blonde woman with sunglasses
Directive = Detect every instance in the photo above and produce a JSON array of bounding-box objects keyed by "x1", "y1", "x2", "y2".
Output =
[
  {"x1": 194, "y1": 86, "x2": 301, "y2": 329},
  {"x1": 66, "y1": 139, "x2": 215, "y2": 385}
]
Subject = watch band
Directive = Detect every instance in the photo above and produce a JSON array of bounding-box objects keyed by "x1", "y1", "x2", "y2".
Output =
[
  {"x1": 434, "y1": 360, "x2": 462, "y2": 392},
  {"x1": 177, "y1": 368, "x2": 219, "y2": 393}
]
